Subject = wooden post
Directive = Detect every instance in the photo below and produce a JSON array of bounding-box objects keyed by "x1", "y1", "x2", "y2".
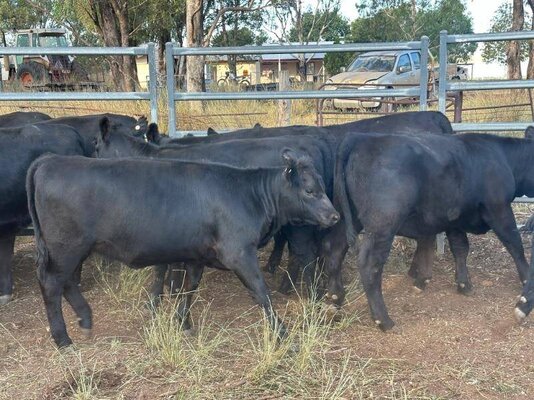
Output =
[
  {"x1": 528, "y1": 88, "x2": 534, "y2": 121},
  {"x1": 453, "y1": 91, "x2": 463, "y2": 123},
  {"x1": 278, "y1": 70, "x2": 290, "y2": 126}
]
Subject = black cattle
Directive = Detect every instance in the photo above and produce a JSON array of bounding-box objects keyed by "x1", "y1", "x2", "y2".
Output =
[
  {"x1": 0, "y1": 124, "x2": 86, "y2": 304},
  {"x1": 95, "y1": 120, "x2": 335, "y2": 301},
  {"x1": 27, "y1": 151, "x2": 339, "y2": 347},
  {"x1": 0, "y1": 111, "x2": 51, "y2": 126},
  {"x1": 328, "y1": 132, "x2": 534, "y2": 330},
  {"x1": 40, "y1": 113, "x2": 147, "y2": 154},
  {"x1": 145, "y1": 112, "x2": 454, "y2": 295}
]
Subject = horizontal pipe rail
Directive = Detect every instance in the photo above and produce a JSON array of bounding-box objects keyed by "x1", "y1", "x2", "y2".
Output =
[
  {"x1": 173, "y1": 41, "x2": 423, "y2": 56},
  {"x1": 446, "y1": 31, "x2": 534, "y2": 43},
  {"x1": 0, "y1": 92, "x2": 151, "y2": 101},
  {"x1": 452, "y1": 122, "x2": 532, "y2": 132},
  {"x1": 174, "y1": 88, "x2": 420, "y2": 101},
  {"x1": 0, "y1": 47, "x2": 149, "y2": 56},
  {"x1": 448, "y1": 80, "x2": 534, "y2": 91}
]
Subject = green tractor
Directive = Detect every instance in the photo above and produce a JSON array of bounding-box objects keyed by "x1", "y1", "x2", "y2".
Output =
[{"x1": 2, "y1": 28, "x2": 89, "y2": 88}]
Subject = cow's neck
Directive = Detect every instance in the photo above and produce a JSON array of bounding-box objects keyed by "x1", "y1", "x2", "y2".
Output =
[
  {"x1": 249, "y1": 169, "x2": 284, "y2": 242},
  {"x1": 503, "y1": 138, "x2": 534, "y2": 197}
]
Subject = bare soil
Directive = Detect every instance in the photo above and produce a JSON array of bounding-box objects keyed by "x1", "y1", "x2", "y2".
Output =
[{"x1": 2, "y1": 217, "x2": 534, "y2": 399}]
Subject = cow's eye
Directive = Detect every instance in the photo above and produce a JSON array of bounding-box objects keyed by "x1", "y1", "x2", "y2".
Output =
[{"x1": 305, "y1": 188, "x2": 314, "y2": 195}]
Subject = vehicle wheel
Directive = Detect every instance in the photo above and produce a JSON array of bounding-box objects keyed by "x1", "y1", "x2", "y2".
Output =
[
  {"x1": 70, "y1": 60, "x2": 89, "y2": 81},
  {"x1": 16, "y1": 62, "x2": 49, "y2": 87},
  {"x1": 217, "y1": 78, "x2": 227, "y2": 87},
  {"x1": 240, "y1": 79, "x2": 250, "y2": 89}
]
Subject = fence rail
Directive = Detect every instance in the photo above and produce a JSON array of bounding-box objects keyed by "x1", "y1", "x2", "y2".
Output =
[
  {"x1": 438, "y1": 30, "x2": 534, "y2": 131},
  {"x1": 0, "y1": 44, "x2": 158, "y2": 123},
  {"x1": 166, "y1": 38, "x2": 429, "y2": 137}
]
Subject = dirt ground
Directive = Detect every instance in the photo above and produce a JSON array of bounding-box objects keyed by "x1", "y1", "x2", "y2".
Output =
[{"x1": 2, "y1": 211, "x2": 534, "y2": 399}]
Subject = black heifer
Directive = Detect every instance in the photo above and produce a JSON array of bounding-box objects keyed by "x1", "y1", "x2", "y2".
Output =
[
  {"x1": 0, "y1": 111, "x2": 51, "y2": 126},
  {"x1": 0, "y1": 124, "x2": 86, "y2": 304},
  {"x1": 27, "y1": 153, "x2": 339, "y2": 347},
  {"x1": 329, "y1": 132, "x2": 534, "y2": 330},
  {"x1": 95, "y1": 122, "x2": 335, "y2": 301},
  {"x1": 40, "y1": 113, "x2": 147, "y2": 154}
]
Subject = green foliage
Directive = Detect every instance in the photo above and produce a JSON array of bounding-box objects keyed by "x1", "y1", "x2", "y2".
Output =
[
  {"x1": 350, "y1": 0, "x2": 476, "y2": 62},
  {"x1": 0, "y1": 0, "x2": 52, "y2": 42},
  {"x1": 482, "y1": 2, "x2": 532, "y2": 65},
  {"x1": 288, "y1": 11, "x2": 350, "y2": 42}
]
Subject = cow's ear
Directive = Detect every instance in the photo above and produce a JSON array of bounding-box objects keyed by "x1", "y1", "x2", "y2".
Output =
[
  {"x1": 207, "y1": 127, "x2": 218, "y2": 136},
  {"x1": 99, "y1": 117, "x2": 111, "y2": 144},
  {"x1": 135, "y1": 116, "x2": 148, "y2": 134},
  {"x1": 525, "y1": 126, "x2": 534, "y2": 139},
  {"x1": 281, "y1": 149, "x2": 298, "y2": 181},
  {"x1": 146, "y1": 123, "x2": 160, "y2": 143}
]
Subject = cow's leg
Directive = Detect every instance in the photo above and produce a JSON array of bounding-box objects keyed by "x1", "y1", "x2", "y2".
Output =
[
  {"x1": 409, "y1": 236, "x2": 436, "y2": 291},
  {"x1": 225, "y1": 247, "x2": 287, "y2": 339},
  {"x1": 38, "y1": 249, "x2": 86, "y2": 348},
  {"x1": 263, "y1": 231, "x2": 286, "y2": 274},
  {"x1": 175, "y1": 264, "x2": 204, "y2": 331},
  {"x1": 446, "y1": 229, "x2": 472, "y2": 294},
  {"x1": 321, "y1": 222, "x2": 350, "y2": 306},
  {"x1": 0, "y1": 234, "x2": 16, "y2": 305},
  {"x1": 483, "y1": 204, "x2": 528, "y2": 283},
  {"x1": 358, "y1": 231, "x2": 395, "y2": 331},
  {"x1": 148, "y1": 264, "x2": 168, "y2": 310},
  {"x1": 168, "y1": 263, "x2": 187, "y2": 297},
  {"x1": 62, "y1": 272, "x2": 93, "y2": 335},
  {"x1": 278, "y1": 227, "x2": 318, "y2": 298}
]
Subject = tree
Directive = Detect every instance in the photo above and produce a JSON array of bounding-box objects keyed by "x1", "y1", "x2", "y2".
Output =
[
  {"x1": 0, "y1": 0, "x2": 52, "y2": 45},
  {"x1": 482, "y1": 1, "x2": 532, "y2": 78},
  {"x1": 350, "y1": 0, "x2": 476, "y2": 62},
  {"x1": 527, "y1": 0, "x2": 534, "y2": 78},
  {"x1": 267, "y1": 0, "x2": 343, "y2": 80},
  {"x1": 507, "y1": 0, "x2": 524, "y2": 79}
]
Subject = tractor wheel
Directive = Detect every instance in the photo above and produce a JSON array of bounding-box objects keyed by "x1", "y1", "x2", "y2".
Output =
[
  {"x1": 16, "y1": 62, "x2": 49, "y2": 87},
  {"x1": 70, "y1": 60, "x2": 89, "y2": 81}
]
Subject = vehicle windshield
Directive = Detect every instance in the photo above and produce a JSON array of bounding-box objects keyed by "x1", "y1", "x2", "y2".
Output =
[
  {"x1": 38, "y1": 34, "x2": 68, "y2": 47},
  {"x1": 348, "y1": 55, "x2": 396, "y2": 72}
]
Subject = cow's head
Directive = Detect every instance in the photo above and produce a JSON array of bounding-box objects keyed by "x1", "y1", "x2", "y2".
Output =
[
  {"x1": 279, "y1": 149, "x2": 339, "y2": 229},
  {"x1": 94, "y1": 117, "x2": 151, "y2": 158},
  {"x1": 525, "y1": 126, "x2": 534, "y2": 140}
]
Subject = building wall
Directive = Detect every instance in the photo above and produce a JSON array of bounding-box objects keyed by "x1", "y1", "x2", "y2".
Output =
[{"x1": 136, "y1": 55, "x2": 149, "y2": 89}]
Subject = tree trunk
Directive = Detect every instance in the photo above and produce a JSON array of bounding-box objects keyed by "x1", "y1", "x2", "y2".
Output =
[
  {"x1": 506, "y1": 0, "x2": 524, "y2": 79},
  {"x1": 186, "y1": 0, "x2": 204, "y2": 92},
  {"x1": 527, "y1": 0, "x2": 534, "y2": 79},
  {"x1": 97, "y1": 1, "x2": 123, "y2": 90},
  {"x1": 110, "y1": 0, "x2": 138, "y2": 91}
]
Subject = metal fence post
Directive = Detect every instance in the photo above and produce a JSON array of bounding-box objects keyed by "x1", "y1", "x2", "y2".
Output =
[
  {"x1": 146, "y1": 42, "x2": 158, "y2": 124},
  {"x1": 165, "y1": 42, "x2": 177, "y2": 137},
  {"x1": 419, "y1": 36, "x2": 429, "y2": 111},
  {"x1": 438, "y1": 30, "x2": 448, "y2": 114}
]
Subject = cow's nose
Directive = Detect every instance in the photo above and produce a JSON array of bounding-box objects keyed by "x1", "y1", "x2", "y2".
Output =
[{"x1": 330, "y1": 212, "x2": 340, "y2": 225}]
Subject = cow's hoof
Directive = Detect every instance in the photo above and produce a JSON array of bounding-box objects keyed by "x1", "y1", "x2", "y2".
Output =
[
  {"x1": 262, "y1": 264, "x2": 276, "y2": 275},
  {"x1": 457, "y1": 282, "x2": 473, "y2": 295},
  {"x1": 414, "y1": 278, "x2": 430, "y2": 291},
  {"x1": 80, "y1": 327, "x2": 93, "y2": 339},
  {"x1": 0, "y1": 294, "x2": 12, "y2": 305},
  {"x1": 375, "y1": 317, "x2": 395, "y2": 332},
  {"x1": 183, "y1": 328, "x2": 196, "y2": 337},
  {"x1": 514, "y1": 307, "x2": 527, "y2": 323},
  {"x1": 277, "y1": 280, "x2": 294, "y2": 296},
  {"x1": 412, "y1": 285, "x2": 423, "y2": 294},
  {"x1": 407, "y1": 266, "x2": 418, "y2": 279}
]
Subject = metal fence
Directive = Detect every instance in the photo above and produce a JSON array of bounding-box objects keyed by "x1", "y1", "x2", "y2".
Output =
[
  {"x1": 0, "y1": 44, "x2": 158, "y2": 123},
  {"x1": 165, "y1": 38, "x2": 430, "y2": 137},
  {"x1": 438, "y1": 30, "x2": 534, "y2": 132}
]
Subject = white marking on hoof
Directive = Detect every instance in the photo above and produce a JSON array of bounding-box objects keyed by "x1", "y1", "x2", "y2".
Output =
[
  {"x1": 374, "y1": 320, "x2": 381, "y2": 325},
  {"x1": 325, "y1": 292, "x2": 331, "y2": 299},
  {"x1": 524, "y1": 280, "x2": 528, "y2": 285},
  {"x1": 80, "y1": 328, "x2": 93, "y2": 338},
  {"x1": 520, "y1": 296, "x2": 528, "y2": 304},
  {"x1": 0, "y1": 294, "x2": 12, "y2": 305},
  {"x1": 412, "y1": 286, "x2": 423, "y2": 294},
  {"x1": 424, "y1": 279, "x2": 430, "y2": 284},
  {"x1": 514, "y1": 307, "x2": 527, "y2": 323},
  {"x1": 459, "y1": 283, "x2": 466, "y2": 289},
  {"x1": 183, "y1": 328, "x2": 195, "y2": 337},
  {"x1": 331, "y1": 294, "x2": 338, "y2": 301}
]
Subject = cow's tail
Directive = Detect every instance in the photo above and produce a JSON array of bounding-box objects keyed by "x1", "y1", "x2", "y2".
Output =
[
  {"x1": 334, "y1": 135, "x2": 358, "y2": 245},
  {"x1": 26, "y1": 156, "x2": 50, "y2": 283}
]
